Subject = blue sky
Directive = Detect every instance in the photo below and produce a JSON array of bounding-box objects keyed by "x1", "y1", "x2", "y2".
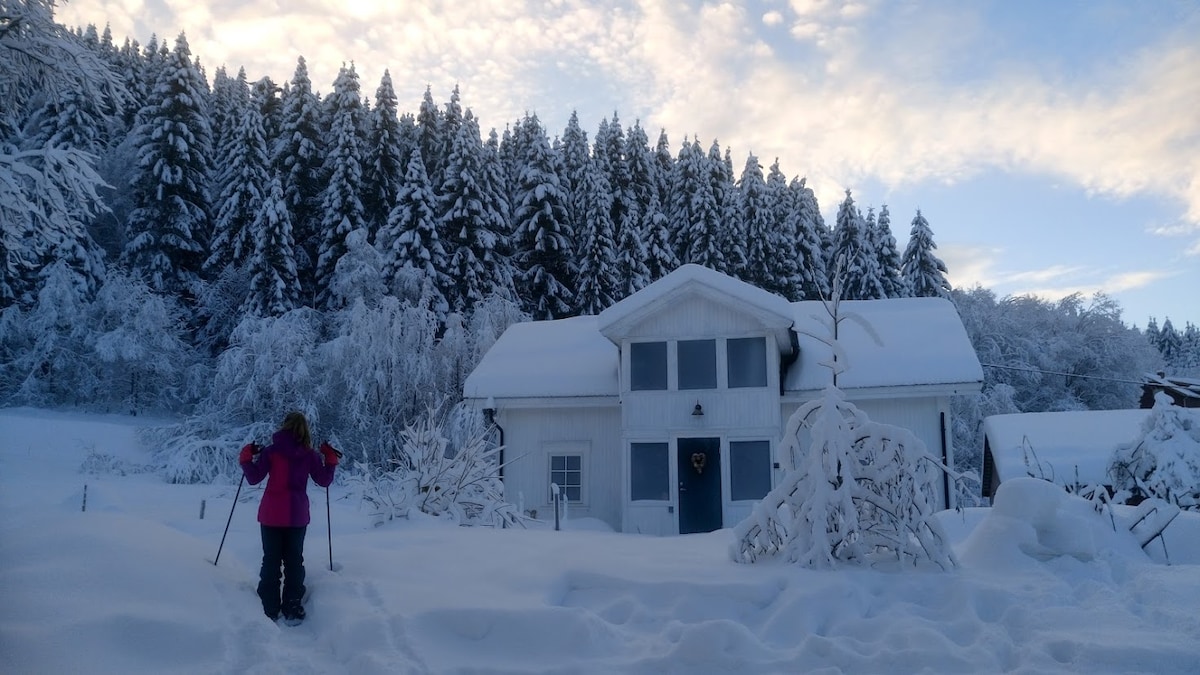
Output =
[{"x1": 60, "y1": 0, "x2": 1200, "y2": 327}]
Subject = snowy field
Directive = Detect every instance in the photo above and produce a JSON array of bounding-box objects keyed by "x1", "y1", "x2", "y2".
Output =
[{"x1": 3, "y1": 407, "x2": 1200, "y2": 674}]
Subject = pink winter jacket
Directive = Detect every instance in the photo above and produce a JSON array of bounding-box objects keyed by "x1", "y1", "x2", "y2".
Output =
[{"x1": 240, "y1": 429, "x2": 335, "y2": 527}]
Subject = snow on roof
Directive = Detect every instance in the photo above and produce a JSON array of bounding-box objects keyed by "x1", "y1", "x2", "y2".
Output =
[
  {"x1": 465, "y1": 296, "x2": 982, "y2": 401},
  {"x1": 463, "y1": 315, "x2": 618, "y2": 400},
  {"x1": 597, "y1": 264, "x2": 795, "y2": 349},
  {"x1": 984, "y1": 409, "x2": 1151, "y2": 487},
  {"x1": 786, "y1": 297, "x2": 984, "y2": 392}
]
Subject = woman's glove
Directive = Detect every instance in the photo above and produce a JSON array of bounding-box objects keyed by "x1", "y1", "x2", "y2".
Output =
[
  {"x1": 320, "y1": 442, "x2": 340, "y2": 467},
  {"x1": 239, "y1": 443, "x2": 259, "y2": 463}
]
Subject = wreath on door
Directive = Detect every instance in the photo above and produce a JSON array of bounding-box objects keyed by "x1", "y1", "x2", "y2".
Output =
[{"x1": 691, "y1": 452, "x2": 707, "y2": 475}]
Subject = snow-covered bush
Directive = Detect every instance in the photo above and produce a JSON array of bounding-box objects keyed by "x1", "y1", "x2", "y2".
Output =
[
  {"x1": 732, "y1": 385, "x2": 956, "y2": 569},
  {"x1": 1108, "y1": 394, "x2": 1200, "y2": 510},
  {"x1": 343, "y1": 406, "x2": 521, "y2": 527}
]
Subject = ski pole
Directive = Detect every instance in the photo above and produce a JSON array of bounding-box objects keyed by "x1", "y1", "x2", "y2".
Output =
[
  {"x1": 324, "y1": 444, "x2": 342, "y2": 572},
  {"x1": 214, "y1": 474, "x2": 244, "y2": 566},
  {"x1": 326, "y1": 485, "x2": 334, "y2": 571}
]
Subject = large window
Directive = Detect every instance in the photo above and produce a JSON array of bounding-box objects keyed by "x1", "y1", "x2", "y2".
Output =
[
  {"x1": 727, "y1": 337, "x2": 768, "y2": 388},
  {"x1": 630, "y1": 442, "x2": 669, "y2": 501},
  {"x1": 630, "y1": 341, "x2": 668, "y2": 391},
  {"x1": 550, "y1": 454, "x2": 583, "y2": 502},
  {"x1": 677, "y1": 339, "x2": 717, "y2": 390},
  {"x1": 729, "y1": 440, "x2": 772, "y2": 501}
]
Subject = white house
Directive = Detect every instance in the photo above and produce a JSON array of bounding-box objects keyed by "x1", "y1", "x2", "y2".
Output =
[{"x1": 463, "y1": 265, "x2": 983, "y2": 535}]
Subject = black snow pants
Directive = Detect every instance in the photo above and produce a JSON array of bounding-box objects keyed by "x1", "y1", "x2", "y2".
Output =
[{"x1": 258, "y1": 525, "x2": 307, "y2": 618}]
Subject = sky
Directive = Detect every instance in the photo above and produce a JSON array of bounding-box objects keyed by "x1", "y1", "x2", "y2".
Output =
[
  {"x1": 56, "y1": 0, "x2": 1200, "y2": 328},
  {"x1": 5, "y1": 407, "x2": 1200, "y2": 672}
]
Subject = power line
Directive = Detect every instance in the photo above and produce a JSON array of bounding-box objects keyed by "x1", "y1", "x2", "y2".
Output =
[{"x1": 980, "y1": 362, "x2": 1149, "y2": 386}]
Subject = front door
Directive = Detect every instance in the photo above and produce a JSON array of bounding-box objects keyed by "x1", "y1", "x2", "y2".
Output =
[{"x1": 678, "y1": 437, "x2": 721, "y2": 534}]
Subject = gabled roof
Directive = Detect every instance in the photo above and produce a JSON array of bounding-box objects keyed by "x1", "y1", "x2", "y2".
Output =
[
  {"x1": 983, "y1": 409, "x2": 1150, "y2": 487},
  {"x1": 597, "y1": 264, "x2": 795, "y2": 352},
  {"x1": 464, "y1": 267, "x2": 984, "y2": 402}
]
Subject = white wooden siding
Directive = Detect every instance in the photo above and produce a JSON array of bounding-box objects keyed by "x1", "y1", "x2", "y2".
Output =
[
  {"x1": 624, "y1": 295, "x2": 777, "y2": 341},
  {"x1": 778, "y1": 395, "x2": 955, "y2": 508},
  {"x1": 496, "y1": 406, "x2": 623, "y2": 529}
]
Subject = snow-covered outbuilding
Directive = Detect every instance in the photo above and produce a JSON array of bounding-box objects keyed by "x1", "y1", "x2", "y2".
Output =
[
  {"x1": 980, "y1": 409, "x2": 1152, "y2": 501},
  {"x1": 463, "y1": 265, "x2": 984, "y2": 535}
]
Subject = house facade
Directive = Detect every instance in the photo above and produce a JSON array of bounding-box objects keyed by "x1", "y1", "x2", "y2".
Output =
[{"x1": 463, "y1": 265, "x2": 983, "y2": 535}]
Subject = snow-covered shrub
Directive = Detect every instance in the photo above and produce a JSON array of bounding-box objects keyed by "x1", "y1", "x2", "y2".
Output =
[
  {"x1": 1108, "y1": 394, "x2": 1200, "y2": 510},
  {"x1": 149, "y1": 417, "x2": 275, "y2": 484},
  {"x1": 343, "y1": 406, "x2": 521, "y2": 527},
  {"x1": 732, "y1": 385, "x2": 956, "y2": 569}
]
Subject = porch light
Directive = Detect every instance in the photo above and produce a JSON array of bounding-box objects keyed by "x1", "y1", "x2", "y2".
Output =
[{"x1": 692, "y1": 402, "x2": 704, "y2": 416}]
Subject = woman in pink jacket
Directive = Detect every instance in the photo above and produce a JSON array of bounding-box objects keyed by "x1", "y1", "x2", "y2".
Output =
[{"x1": 239, "y1": 411, "x2": 339, "y2": 623}]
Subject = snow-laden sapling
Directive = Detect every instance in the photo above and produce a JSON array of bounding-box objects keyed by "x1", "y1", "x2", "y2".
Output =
[
  {"x1": 731, "y1": 281, "x2": 957, "y2": 569},
  {"x1": 1108, "y1": 393, "x2": 1200, "y2": 510}
]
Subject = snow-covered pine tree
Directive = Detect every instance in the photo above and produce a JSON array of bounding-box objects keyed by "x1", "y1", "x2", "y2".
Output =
[
  {"x1": 873, "y1": 205, "x2": 910, "y2": 298},
  {"x1": 438, "y1": 112, "x2": 513, "y2": 313},
  {"x1": 573, "y1": 160, "x2": 618, "y2": 315},
  {"x1": 737, "y1": 154, "x2": 772, "y2": 290},
  {"x1": 712, "y1": 141, "x2": 742, "y2": 276},
  {"x1": 901, "y1": 208, "x2": 951, "y2": 299},
  {"x1": 274, "y1": 56, "x2": 326, "y2": 305},
  {"x1": 613, "y1": 120, "x2": 655, "y2": 298},
  {"x1": 244, "y1": 171, "x2": 300, "y2": 317},
  {"x1": 362, "y1": 70, "x2": 405, "y2": 238},
  {"x1": 122, "y1": 32, "x2": 213, "y2": 297},
  {"x1": 788, "y1": 176, "x2": 830, "y2": 301},
  {"x1": 314, "y1": 63, "x2": 366, "y2": 309},
  {"x1": 377, "y1": 147, "x2": 449, "y2": 315},
  {"x1": 329, "y1": 227, "x2": 385, "y2": 310},
  {"x1": 668, "y1": 137, "x2": 724, "y2": 270},
  {"x1": 624, "y1": 121, "x2": 672, "y2": 284},
  {"x1": 831, "y1": 190, "x2": 884, "y2": 300},
  {"x1": 415, "y1": 85, "x2": 444, "y2": 185},
  {"x1": 250, "y1": 76, "x2": 282, "y2": 143},
  {"x1": 1108, "y1": 393, "x2": 1200, "y2": 509},
  {"x1": 511, "y1": 114, "x2": 575, "y2": 320},
  {"x1": 559, "y1": 110, "x2": 591, "y2": 236},
  {"x1": 206, "y1": 84, "x2": 270, "y2": 274}
]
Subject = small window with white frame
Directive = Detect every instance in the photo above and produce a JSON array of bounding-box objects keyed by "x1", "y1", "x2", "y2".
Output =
[{"x1": 546, "y1": 441, "x2": 587, "y2": 503}]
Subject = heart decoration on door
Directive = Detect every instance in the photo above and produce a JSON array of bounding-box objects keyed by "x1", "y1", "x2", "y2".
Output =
[{"x1": 691, "y1": 452, "x2": 707, "y2": 475}]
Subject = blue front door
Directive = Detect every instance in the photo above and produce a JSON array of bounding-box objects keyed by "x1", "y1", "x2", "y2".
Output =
[{"x1": 678, "y1": 437, "x2": 721, "y2": 534}]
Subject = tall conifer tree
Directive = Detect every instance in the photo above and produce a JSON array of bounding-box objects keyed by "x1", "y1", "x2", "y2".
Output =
[
  {"x1": 122, "y1": 32, "x2": 212, "y2": 296},
  {"x1": 901, "y1": 208, "x2": 951, "y2": 298}
]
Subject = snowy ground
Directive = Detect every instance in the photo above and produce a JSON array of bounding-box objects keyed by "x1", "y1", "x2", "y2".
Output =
[{"x1": 3, "y1": 407, "x2": 1200, "y2": 674}]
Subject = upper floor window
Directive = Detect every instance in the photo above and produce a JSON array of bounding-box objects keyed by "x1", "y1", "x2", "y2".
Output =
[
  {"x1": 630, "y1": 341, "x2": 668, "y2": 391},
  {"x1": 677, "y1": 339, "x2": 717, "y2": 390},
  {"x1": 727, "y1": 337, "x2": 768, "y2": 388}
]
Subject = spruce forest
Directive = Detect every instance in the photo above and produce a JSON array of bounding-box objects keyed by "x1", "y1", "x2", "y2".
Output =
[{"x1": 3, "y1": 15, "x2": 1198, "y2": 496}]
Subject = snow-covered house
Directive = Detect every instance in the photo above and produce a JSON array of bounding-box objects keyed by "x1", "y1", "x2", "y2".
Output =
[
  {"x1": 980, "y1": 409, "x2": 1152, "y2": 501},
  {"x1": 463, "y1": 265, "x2": 983, "y2": 535}
]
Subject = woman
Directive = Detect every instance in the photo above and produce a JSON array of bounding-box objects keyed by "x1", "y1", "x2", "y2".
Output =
[{"x1": 239, "y1": 411, "x2": 339, "y2": 623}]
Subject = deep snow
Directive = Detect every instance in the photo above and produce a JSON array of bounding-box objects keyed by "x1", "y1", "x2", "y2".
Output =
[{"x1": 3, "y1": 407, "x2": 1200, "y2": 674}]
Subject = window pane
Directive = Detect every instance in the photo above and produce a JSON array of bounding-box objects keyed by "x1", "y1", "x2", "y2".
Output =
[
  {"x1": 550, "y1": 455, "x2": 583, "y2": 503},
  {"x1": 728, "y1": 337, "x2": 768, "y2": 388},
  {"x1": 630, "y1": 442, "x2": 669, "y2": 501},
  {"x1": 631, "y1": 341, "x2": 668, "y2": 391},
  {"x1": 730, "y1": 441, "x2": 771, "y2": 500},
  {"x1": 678, "y1": 339, "x2": 716, "y2": 390}
]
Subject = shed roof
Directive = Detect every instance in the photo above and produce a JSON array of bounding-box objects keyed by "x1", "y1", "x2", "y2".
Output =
[{"x1": 983, "y1": 409, "x2": 1150, "y2": 487}]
